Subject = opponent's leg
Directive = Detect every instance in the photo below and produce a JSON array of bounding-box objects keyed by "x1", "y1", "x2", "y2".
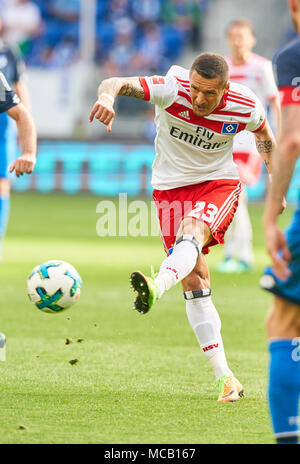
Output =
[
  {"x1": 130, "y1": 218, "x2": 211, "y2": 314},
  {"x1": 0, "y1": 179, "x2": 10, "y2": 260},
  {"x1": 183, "y1": 255, "x2": 243, "y2": 402},
  {"x1": 266, "y1": 296, "x2": 300, "y2": 444}
]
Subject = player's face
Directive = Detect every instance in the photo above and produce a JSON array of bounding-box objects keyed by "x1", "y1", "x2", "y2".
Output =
[
  {"x1": 227, "y1": 26, "x2": 256, "y2": 55},
  {"x1": 189, "y1": 71, "x2": 228, "y2": 116}
]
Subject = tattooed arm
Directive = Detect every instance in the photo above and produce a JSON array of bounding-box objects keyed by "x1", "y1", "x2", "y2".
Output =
[
  {"x1": 89, "y1": 77, "x2": 145, "y2": 132},
  {"x1": 254, "y1": 120, "x2": 287, "y2": 214},
  {"x1": 254, "y1": 120, "x2": 276, "y2": 174}
]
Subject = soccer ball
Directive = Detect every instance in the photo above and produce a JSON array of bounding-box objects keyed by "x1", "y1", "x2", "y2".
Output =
[{"x1": 27, "y1": 260, "x2": 82, "y2": 313}]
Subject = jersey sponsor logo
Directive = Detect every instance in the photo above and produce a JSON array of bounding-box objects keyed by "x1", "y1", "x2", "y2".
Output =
[
  {"x1": 152, "y1": 77, "x2": 165, "y2": 85},
  {"x1": 178, "y1": 110, "x2": 190, "y2": 119},
  {"x1": 170, "y1": 126, "x2": 229, "y2": 150},
  {"x1": 221, "y1": 122, "x2": 238, "y2": 134}
]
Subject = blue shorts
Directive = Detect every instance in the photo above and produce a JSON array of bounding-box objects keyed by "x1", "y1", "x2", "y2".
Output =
[
  {"x1": 0, "y1": 112, "x2": 17, "y2": 179},
  {"x1": 261, "y1": 197, "x2": 300, "y2": 306}
]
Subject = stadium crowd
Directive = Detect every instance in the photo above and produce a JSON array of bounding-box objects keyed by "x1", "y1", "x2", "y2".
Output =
[{"x1": 0, "y1": 0, "x2": 210, "y2": 72}]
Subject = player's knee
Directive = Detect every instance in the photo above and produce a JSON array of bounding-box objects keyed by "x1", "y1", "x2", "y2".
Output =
[{"x1": 177, "y1": 217, "x2": 211, "y2": 246}]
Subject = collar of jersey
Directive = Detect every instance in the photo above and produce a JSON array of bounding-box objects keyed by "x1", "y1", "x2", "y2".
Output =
[{"x1": 211, "y1": 91, "x2": 228, "y2": 113}]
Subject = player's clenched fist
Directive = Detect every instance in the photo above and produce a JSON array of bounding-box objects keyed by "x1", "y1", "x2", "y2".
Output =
[
  {"x1": 9, "y1": 153, "x2": 36, "y2": 177},
  {"x1": 89, "y1": 94, "x2": 115, "y2": 132}
]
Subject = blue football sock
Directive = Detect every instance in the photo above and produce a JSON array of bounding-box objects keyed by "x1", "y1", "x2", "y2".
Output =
[
  {"x1": 0, "y1": 196, "x2": 10, "y2": 254},
  {"x1": 268, "y1": 339, "x2": 300, "y2": 444}
]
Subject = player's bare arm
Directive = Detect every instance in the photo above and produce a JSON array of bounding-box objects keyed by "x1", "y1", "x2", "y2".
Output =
[
  {"x1": 254, "y1": 120, "x2": 276, "y2": 173},
  {"x1": 269, "y1": 95, "x2": 281, "y2": 137},
  {"x1": 254, "y1": 121, "x2": 287, "y2": 214},
  {"x1": 14, "y1": 79, "x2": 32, "y2": 112},
  {"x1": 7, "y1": 103, "x2": 37, "y2": 177},
  {"x1": 263, "y1": 105, "x2": 300, "y2": 279},
  {"x1": 89, "y1": 77, "x2": 145, "y2": 132}
]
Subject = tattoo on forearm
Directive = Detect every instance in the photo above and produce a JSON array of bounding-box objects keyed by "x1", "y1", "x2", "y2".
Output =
[
  {"x1": 119, "y1": 82, "x2": 145, "y2": 99},
  {"x1": 256, "y1": 139, "x2": 273, "y2": 154},
  {"x1": 264, "y1": 159, "x2": 271, "y2": 170}
]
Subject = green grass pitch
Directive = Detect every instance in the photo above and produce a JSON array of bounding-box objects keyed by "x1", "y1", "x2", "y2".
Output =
[{"x1": 0, "y1": 192, "x2": 294, "y2": 444}]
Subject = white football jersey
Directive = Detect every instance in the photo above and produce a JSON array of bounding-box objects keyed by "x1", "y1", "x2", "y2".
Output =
[
  {"x1": 226, "y1": 53, "x2": 278, "y2": 155},
  {"x1": 140, "y1": 65, "x2": 266, "y2": 190}
]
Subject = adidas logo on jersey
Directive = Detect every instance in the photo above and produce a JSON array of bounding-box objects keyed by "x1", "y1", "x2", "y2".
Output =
[{"x1": 178, "y1": 110, "x2": 190, "y2": 119}]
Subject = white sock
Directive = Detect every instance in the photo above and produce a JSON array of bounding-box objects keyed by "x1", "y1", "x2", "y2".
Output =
[
  {"x1": 155, "y1": 239, "x2": 199, "y2": 299},
  {"x1": 185, "y1": 295, "x2": 233, "y2": 380},
  {"x1": 235, "y1": 193, "x2": 253, "y2": 264},
  {"x1": 224, "y1": 186, "x2": 253, "y2": 264}
]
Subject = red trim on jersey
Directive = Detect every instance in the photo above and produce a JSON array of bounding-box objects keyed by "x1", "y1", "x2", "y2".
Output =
[
  {"x1": 230, "y1": 74, "x2": 248, "y2": 80},
  {"x1": 165, "y1": 102, "x2": 246, "y2": 133},
  {"x1": 279, "y1": 85, "x2": 300, "y2": 106},
  {"x1": 214, "y1": 92, "x2": 228, "y2": 111},
  {"x1": 227, "y1": 96, "x2": 255, "y2": 108},
  {"x1": 230, "y1": 74, "x2": 262, "y2": 82},
  {"x1": 228, "y1": 90, "x2": 255, "y2": 105},
  {"x1": 175, "y1": 77, "x2": 190, "y2": 84},
  {"x1": 177, "y1": 90, "x2": 230, "y2": 113},
  {"x1": 177, "y1": 90, "x2": 192, "y2": 104},
  {"x1": 139, "y1": 77, "x2": 150, "y2": 101},
  {"x1": 175, "y1": 80, "x2": 190, "y2": 88},
  {"x1": 211, "y1": 109, "x2": 251, "y2": 118},
  {"x1": 252, "y1": 117, "x2": 266, "y2": 133}
]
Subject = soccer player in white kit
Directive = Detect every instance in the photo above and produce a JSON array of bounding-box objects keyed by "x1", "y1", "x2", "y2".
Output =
[
  {"x1": 89, "y1": 53, "x2": 277, "y2": 402},
  {"x1": 216, "y1": 18, "x2": 281, "y2": 273}
]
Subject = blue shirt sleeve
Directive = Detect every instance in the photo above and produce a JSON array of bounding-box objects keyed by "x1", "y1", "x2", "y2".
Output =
[
  {"x1": 0, "y1": 71, "x2": 20, "y2": 113},
  {"x1": 273, "y1": 37, "x2": 300, "y2": 89}
]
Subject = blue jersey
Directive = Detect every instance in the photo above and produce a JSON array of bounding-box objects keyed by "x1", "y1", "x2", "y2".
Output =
[
  {"x1": 273, "y1": 37, "x2": 300, "y2": 203},
  {"x1": 0, "y1": 72, "x2": 20, "y2": 177},
  {"x1": 0, "y1": 40, "x2": 25, "y2": 87},
  {"x1": 0, "y1": 40, "x2": 23, "y2": 116},
  {"x1": 0, "y1": 72, "x2": 20, "y2": 114},
  {"x1": 261, "y1": 36, "x2": 300, "y2": 305},
  {"x1": 273, "y1": 36, "x2": 300, "y2": 91},
  {"x1": 0, "y1": 41, "x2": 23, "y2": 177},
  {"x1": 0, "y1": 40, "x2": 23, "y2": 136}
]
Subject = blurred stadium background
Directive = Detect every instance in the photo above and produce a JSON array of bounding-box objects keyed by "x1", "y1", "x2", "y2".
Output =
[
  {"x1": 1, "y1": 0, "x2": 299, "y2": 444},
  {"x1": 0, "y1": 0, "x2": 298, "y2": 201}
]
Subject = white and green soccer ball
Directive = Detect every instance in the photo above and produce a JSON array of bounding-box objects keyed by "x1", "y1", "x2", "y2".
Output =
[{"x1": 27, "y1": 260, "x2": 82, "y2": 313}]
